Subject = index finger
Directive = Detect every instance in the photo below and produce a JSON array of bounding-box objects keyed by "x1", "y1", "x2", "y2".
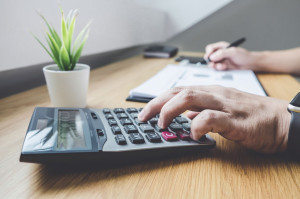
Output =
[
  {"x1": 158, "y1": 88, "x2": 225, "y2": 128},
  {"x1": 138, "y1": 87, "x2": 184, "y2": 121},
  {"x1": 204, "y1": 41, "x2": 229, "y2": 59}
]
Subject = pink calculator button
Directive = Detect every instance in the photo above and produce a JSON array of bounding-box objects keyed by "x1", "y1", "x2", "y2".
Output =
[
  {"x1": 162, "y1": 131, "x2": 178, "y2": 141},
  {"x1": 176, "y1": 130, "x2": 190, "y2": 140}
]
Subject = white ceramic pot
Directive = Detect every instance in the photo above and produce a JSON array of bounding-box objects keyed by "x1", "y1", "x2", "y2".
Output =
[{"x1": 43, "y1": 64, "x2": 90, "y2": 108}]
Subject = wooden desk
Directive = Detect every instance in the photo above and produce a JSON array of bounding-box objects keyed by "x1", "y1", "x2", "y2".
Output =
[{"x1": 1, "y1": 52, "x2": 299, "y2": 198}]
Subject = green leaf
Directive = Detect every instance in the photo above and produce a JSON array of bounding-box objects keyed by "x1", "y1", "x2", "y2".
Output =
[
  {"x1": 34, "y1": 8, "x2": 90, "y2": 71},
  {"x1": 32, "y1": 33, "x2": 63, "y2": 70},
  {"x1": 32, "y1": 33, "x2": 54, "y2": 59},
  {"x1": 67, "y1": 15, "x2": 76, "y2": 54},
  {"x1": 49, "y1": 28, "x2": 62, "y2": 48},
  {"x1": 61, "y1": 12, "x2": 70, "y2": 54},
  {"x1": 59, "y1": 44, "x2": 71, "y2": 70},
  {"x1": 46, "y1": 32, "x2": 60, "y2": 56},
  {"x1": 72, "y1": 21, "x2": 91, "y2": 55},
  {"x1": 45, "y1": 37, "x2": 62, "y2": 70},
  {"x1": 71, "y1": 30, "x2": 89, "y2": 70},
  {"x1": 37, "y1": 11, "x2": 62, "y2": 47},
  {"x1": 66, "y1": 9, "x2": 73, "y2": 27}
]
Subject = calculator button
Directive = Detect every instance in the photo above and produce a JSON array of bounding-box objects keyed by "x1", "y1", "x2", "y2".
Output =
[
  {"x1": 162, "y1": 131, "x2": 178, "y2": 141},
  {"x1": 148, "y1": 118, "x2": 158, "y2": 125},
  {"x1": 129, "y1": 133, "x2": 145, "y2": 144},
  {"x1": 126, "y1": 108, "x2": 138, "y2": 113},
  {"x1": 176, "y1": 130, "x2": 190, "y2": 140},
  {"x1": 154, "y1": 124, "x2": 168, "y2": 132},
  {"x1": 115, "y1": 134, "x2": 127, "y2": 145},
  {"x1": 111, "y1": 126, "x2": 122, "y2": 135},
  {"x1": 105, "y1": 113, "x2": 114, "y2": 119},
  {"x1": 130, "y1": 113, "x2": 139, "y2": 119},
  {"x1": 138, "y1": 108, "x2": 143, "y2": 112},
  {"x1": 139, "y1": 124, "x2": 155, "y2": 133},
  {"x1": 96, "y1": 129, "x2": 104, "y2": 136},
  {"x1": 145, "y1": 132, "x2": 162, "y2": 143},
  {"x1": 103, "y1": 108, "x2": 111, "y2": 114},
  {"x1": 120, "y1": 118, "x2": 133, "y2": 125},
  {"x1": 108, "y1": 119, "x2": 118, "y2": 126},
  {"x1": 117, "y1": 113, "x2": 128, "y2": 119},
  {"x1": 175, "y1": 117, "x2": 189, "y2": 124},
  {"x1": 182, "y1": 123, "x2": 191, "y2": 131},
  {"x1": 114, "y1": 108, "x2": 125, "y2": 113},
  {"x1": 169, "y1": 123, "x2": 183, "y2": 131},
  {"x1": 124, "y1": 125, "x2": 139, "y2": 134},
  {"x1": 91, "y1": 112, "x2": 97, "y2": 119},
  {"x1": 135, "y1": 118, "x2": 148, "y2": 125}
]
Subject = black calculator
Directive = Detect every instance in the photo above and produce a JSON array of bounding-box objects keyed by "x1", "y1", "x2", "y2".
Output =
[{"x1": 20, "y1": 107, "x2": 215, "y2": 165}]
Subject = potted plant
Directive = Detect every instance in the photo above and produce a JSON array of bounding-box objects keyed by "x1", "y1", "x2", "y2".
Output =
[{"x1": 34, "y1": 8, "x2": 91, "y2": 108}]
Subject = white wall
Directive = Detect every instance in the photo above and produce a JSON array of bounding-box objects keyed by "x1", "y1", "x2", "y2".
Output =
[{"x1": 0, "y1": 0, "x2": 232, "y2": 72}]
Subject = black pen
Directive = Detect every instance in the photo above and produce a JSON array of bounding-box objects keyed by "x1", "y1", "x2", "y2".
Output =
[{"x1": 205, "y1": 37, "x2": 246, "y2": 64}]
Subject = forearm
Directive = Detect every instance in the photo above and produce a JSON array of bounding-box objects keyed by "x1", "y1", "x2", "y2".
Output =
[{"x1": 251, "y1": 48, "x2": 300, "y2": 74}]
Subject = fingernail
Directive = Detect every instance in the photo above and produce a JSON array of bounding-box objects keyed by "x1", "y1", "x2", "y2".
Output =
[{"x1": 138, "y1": 110, "x2": 144, "y2": 120}]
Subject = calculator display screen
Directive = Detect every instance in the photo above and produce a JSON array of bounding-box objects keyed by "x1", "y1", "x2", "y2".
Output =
[
  {"x1": 57, "y1": 110, "x2": 89, "y2": 150},
  {"x1": 22, "y1": 108, "x2": 93, "y2": 153}
]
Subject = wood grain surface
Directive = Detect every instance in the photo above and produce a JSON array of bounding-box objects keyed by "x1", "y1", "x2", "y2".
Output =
[{"x1": 0, "y1": 52, "x2": 299, "y2": 199}]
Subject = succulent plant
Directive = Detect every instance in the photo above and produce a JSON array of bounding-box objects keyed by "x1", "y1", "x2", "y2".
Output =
[{"x1": 34, "y1": 8, "x2": 90, "y2": 71}]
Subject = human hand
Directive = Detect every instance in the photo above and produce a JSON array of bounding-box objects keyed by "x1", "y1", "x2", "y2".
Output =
[
  {"x1": 138, "y1": 86, "x2": 290, "y2": 153},
  {"x1": 204, "y1": 41, "x2": 258, "y2": 71}
]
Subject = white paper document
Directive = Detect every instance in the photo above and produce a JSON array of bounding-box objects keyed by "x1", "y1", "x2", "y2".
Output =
[{"x1": 129, "y1": 64, "x2": 266, "y2": 99}]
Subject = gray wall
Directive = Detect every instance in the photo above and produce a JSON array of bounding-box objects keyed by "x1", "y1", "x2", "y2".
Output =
[{"x1": 166, "y1": 0, "x2": 300, "y2": 52}]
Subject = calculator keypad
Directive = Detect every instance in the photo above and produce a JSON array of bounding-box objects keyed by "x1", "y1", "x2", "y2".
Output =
[{"x1": 101, "y1": 108, "x2": 200, "y2": 146}]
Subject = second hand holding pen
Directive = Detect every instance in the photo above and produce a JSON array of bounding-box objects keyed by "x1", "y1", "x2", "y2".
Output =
[{"x1": 205, "y1": 37, "x2": 246, "y2": 64}]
